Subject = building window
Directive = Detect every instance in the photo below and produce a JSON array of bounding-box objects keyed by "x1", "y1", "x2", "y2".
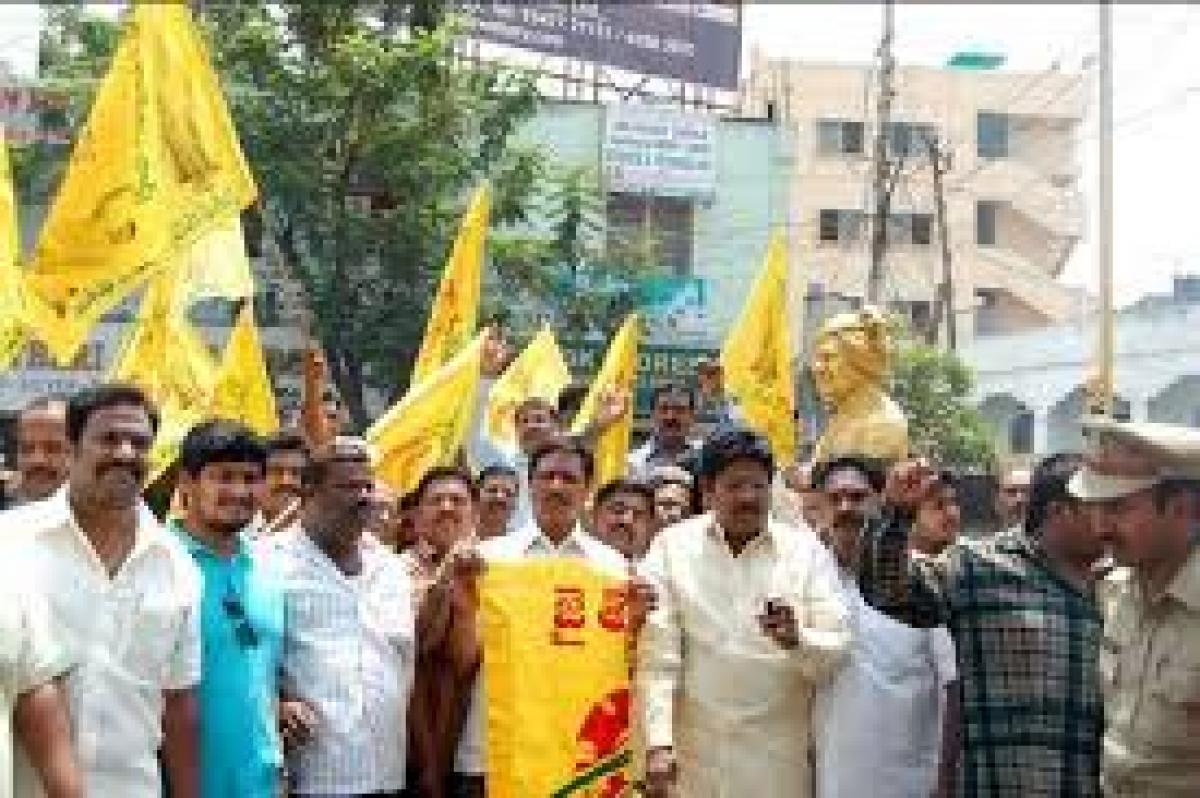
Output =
[
  {"x1": 1010, "y1": 411, "x2": 1034, "y2": 454},
  {"x1": 886, "y1": 213, "x2": 933, "y2": 246},
  {"x1": 907, "y1": 300, "x2": 934, "y2": 337},
  {"x1": 816, "y1": 119, "x2": 865, "y2": 156},
  {"x1": 819, "y1": 209, "x2": 840, "y2": 242},
  {"x1": 977, "y1": 112, "x2": 1009, "y2": 158},
  {"x1": 606, "y1": 193, "x2": 694, "y2": 276},
  {"x1": 255, "y1": 283, "x2": 282, "y2": 327},
  {"x1": 887, "y1": 122, "x2": 937, "y2": 158},
  {"x1": 976, "y1": 201, "x2": 1000, "y2": 246},
  {"x1": 818, "y1": 209, "x2": 863, "y2": 243},
  {"x1": 910, "y1": 213, "x2": 933, "y2": 245}
]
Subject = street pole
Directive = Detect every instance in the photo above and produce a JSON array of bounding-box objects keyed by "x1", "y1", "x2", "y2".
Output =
[
  {"x1": 1096, "y1": 1, "x2": 1115, "y2": 415},
  {"x1": 928, "y1": 137, "x2": 955, "y2": 350},
  {"x1": 867, "y1": 0, "x2": 895, "y2": 304}
]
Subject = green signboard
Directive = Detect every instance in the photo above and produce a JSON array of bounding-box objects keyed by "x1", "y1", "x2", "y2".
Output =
[{"x1": 562, "y1": 341, "x2": 719, "y2": 419}]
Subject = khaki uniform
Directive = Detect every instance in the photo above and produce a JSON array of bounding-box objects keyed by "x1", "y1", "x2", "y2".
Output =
[{"x1": 1099, "y1": 546, "x2": 1200, "y2": 797}]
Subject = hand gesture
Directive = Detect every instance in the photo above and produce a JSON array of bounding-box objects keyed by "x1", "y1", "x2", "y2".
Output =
[
  {"x1": 697, "y1": 359, "x2": 723, "y2": 399},
  {"x1": 279, "y1": 698, "x2": 319, "y2": 750},
  {"x1": 481, "y1": 326, "x2": 510, "y2": 378},
  {"x1": 884, "y1": 458, "x2": 938, "y2": 513},
  {"x1": 596, "y1": 384, "x2": 631, "y2": 429},
  {"x1": 446, "y1": 544, "x2": 485, "y2": 584},
  {"x1": 627, "y1": 575, "x2": 658, "y2": 637},
  {"x1": 757, "y1": 597, "x2": 800, "y2": 650},
  {"x1": 644, "y1": 746, "x2": 678, "y2": 798}
]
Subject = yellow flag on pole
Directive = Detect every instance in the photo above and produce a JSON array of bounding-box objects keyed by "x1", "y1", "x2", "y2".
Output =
[
  {"x1": 109, "y1": 276, "x2": 218, "y2": 415},
  {"x1": 368, "y1": 331, "x2": 484, "y2": 493},
  {"x1": 210, "y1": 303, "x2": 278, "y2": 437},
  {"x1": 571, "y1": 314, "x2": 640, "y2": 487},
  {"x1": 170, "y1": 215, "x2": 256, "y2": 315},
  {"x1": 720, "y1": 232, "x2": 798, "y2": 462},
  {"x1": 28, "y1": 3, "x2": 257, "y2": 364},
  {"x1": 109, "y1": 274, "x2": 219, "y2": 482},
  {"x1": 486, "y1": 325, "x2": 572, "y2": 455},
  {"x1": 0, "y1": 126, "x2": 27, "y2": 369},
  {"x1": 481, "y1": 560, "x2": 632, "y2": 798},
  {"x1": 410, "y1": 185, "x2": 489, "y2": 387}
]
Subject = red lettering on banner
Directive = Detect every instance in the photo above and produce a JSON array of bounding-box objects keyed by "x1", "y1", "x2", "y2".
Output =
[
  {"x1": 597, "y1": 587, "x2": 628, "y2": 632},
  {"x1": 552, "y1": 585, "x2": 586, "y2": 646}
]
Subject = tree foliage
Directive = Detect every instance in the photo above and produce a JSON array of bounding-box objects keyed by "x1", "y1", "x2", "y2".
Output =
[
  {"x1": 31, "y1": 1, "x2": 544, "y2": 426},
  {"x1": 890, "y1": 340, "x2": 997, "y2": 470},
  {"x1": 485, "y1": 165, "x2": 660, "y2": 341}
]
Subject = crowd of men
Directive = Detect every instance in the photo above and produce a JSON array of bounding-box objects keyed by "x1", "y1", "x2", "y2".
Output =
[{"x1": 0, "y1": 365, "x2": 1197, "y2": 798}]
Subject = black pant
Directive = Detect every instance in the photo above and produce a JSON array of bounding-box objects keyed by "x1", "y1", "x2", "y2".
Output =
[{"x1": 449, "y1": 774, "x2": 485, "y2": 798}]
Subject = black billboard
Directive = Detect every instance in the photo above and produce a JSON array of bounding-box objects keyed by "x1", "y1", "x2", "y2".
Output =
[{"x1": 455, "y1": 2, "x2": 742, "y2": 90}]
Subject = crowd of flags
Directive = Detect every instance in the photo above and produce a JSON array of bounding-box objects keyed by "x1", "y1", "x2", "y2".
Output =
[{"x1": 0, "y1": 1, "x2": 802, "y2": 493}]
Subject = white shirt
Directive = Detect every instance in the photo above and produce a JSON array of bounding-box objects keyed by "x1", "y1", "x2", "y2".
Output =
[
  {"x1": 815, "y1": 578, "x2": 957, "y2": 798},
  {"x1": 0, "y1": 569, "x2": 71, "y2": 798},
  {"x1": 637, "y1": 512, "x2": 851, "y2": 798},
  {"x1": 257, "y1": 530, "x2": 414, "y2": 795},
  {"x1": 4, "y1": 488, "x2": 201, "y2": 798},
  {"x1": 454, "y1": 522, "x2": 627, "y2": 775}
]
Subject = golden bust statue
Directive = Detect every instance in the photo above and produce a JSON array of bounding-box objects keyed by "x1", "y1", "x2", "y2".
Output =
[{"x1": 811, "y1": 307, "x2": 908, "y2": 463}]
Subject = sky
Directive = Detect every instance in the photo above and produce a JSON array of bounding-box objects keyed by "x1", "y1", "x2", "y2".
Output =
[
  {"x1": 742, "y1": 3, "x2": 1200, "y2": 308},
  {"x1": 2, "y1": 3, "x2": 1197, "y2": 307}
]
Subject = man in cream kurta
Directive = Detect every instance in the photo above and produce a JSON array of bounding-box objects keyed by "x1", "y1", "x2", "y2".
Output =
[{"x1": 636, "y1": 428, "x2": 851, "y2": 798}]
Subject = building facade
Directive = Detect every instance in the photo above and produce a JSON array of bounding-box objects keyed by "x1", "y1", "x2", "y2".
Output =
[
  {"x1": 740, "y1": 55, "x2": 1089, "y2": 344},
  {"x1": 968, "y1": 277, "x2": 1200, "y2": 460},
  {"x1": 506, "y1": 98, "x2": 793, "y2": 347}
]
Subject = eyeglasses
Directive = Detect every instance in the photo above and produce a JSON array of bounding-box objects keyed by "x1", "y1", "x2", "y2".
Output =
[{"x1": 222, "y1": 593, "x2": 260, "y2": 649}]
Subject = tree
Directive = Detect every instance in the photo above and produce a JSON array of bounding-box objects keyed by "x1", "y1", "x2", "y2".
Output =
[
  {"x1": 485, "y1": 165, "x2": 660, "y2": 341},
  {"x1": 31, "y1": 1, "x2": 544, "y2": 427},
  {"x1": 890, "y1": 341, "x2": 997, "y2": 470}
]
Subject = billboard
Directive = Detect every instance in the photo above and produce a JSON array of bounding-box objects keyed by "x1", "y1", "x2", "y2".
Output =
[
  {"x1": 0, "y1": 82, "x2": 73, "y2": 144},
  {"x1": 563, "y1": 340, "x2": 719, "y2": 418},
  {"x1": 636, "y1": 276, "x2": 710, "y2": 343},
  {"x1": 604, "y1": 104, "x2": 717, "y2": 197},
  {"x1": 454, "y1": 2, "x2": 742, "y2": 90}
]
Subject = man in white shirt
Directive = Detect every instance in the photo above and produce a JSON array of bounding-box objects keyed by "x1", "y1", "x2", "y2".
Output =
[
  {"x1": 591, "y1": 478, "x2": 657, "y2": 562},
  {"x1": 9, "y1": 396, "x2": 70, "y2": 508},
  {"x1": 7, "y1": 383, "x2": 201, "y2": 798},
  {"x1": 439, "y1": 437, "x2": 627, "y2": 797},
  {"x1": 257, "y1": 437, "x2": 414, "y2": 798},
  {"x1": 811, "y1": 456, "x2": 957, "y2": 798},
  {"x1": 468, "y1": 330, "x2": 627, "y2": 532},
  {"x1": 637, "y1": 427, "x2": 851, "y2": 798},
  {"x1": 0, "y1": 572, "x2": 81, "y2": 798}
]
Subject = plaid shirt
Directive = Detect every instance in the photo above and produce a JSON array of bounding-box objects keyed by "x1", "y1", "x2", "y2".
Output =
[{"x1": 858, "y1": 514, "x2": 1103, "y2": 797}]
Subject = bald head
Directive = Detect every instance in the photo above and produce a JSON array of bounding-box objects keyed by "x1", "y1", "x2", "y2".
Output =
[
  {"x1": 996, "y1": 467, "x2": 1032, "y2": 530},
  {"x1": 15, "y1": 396, "x2": 70, "y2": 503}
]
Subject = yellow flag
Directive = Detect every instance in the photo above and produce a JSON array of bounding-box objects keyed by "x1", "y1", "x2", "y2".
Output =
[
  {"x1": 481, "y1": 560, "x2": 632, "y2": 798},
  {"x1": 410, "y1": 185, "x2": 489, "y2": 386},
  {"x1": 368, "y1": 332, "x2": 484, "y2": 493},
  {"x1": 486, "y1": 325, "x2": 572, "y2": 455},
  {"x1": 210, "y1": 303, "x2": 278, "y2": 437},
  {"x1": 720, "y1": 232, "x2": 798, "y2": 462},
  {"x1": 170, "y1": 215, "x2": 255, "y2": 315},
  {"x1": 110, "y1": 276, "x2": 218, "y2": 414},
  {"x1": 110, "y1": 274, "x2": 219, "y2": 482},
  {"x1": 571, "y1": 314, "x2": 640, "y2": 487},
  {"x1": 0, "y1": 126, "x2": 27, "y2": 369},
  {"x1": 28, "y1": 3, "x2": 256, "y2": 364}
]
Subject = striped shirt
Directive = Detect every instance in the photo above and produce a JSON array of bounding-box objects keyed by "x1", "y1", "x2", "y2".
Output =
[
  {"x1": 256, "y1": 530, "x2": 414, "y2": 796},
  {"x1": 858, "y1": 518, "x2": 1103, "y2": 797}
]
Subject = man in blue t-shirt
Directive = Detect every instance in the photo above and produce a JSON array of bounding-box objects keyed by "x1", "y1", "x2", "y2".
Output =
[{"x1": 172, "y1": 420, "x2": 285, "y2": 798}]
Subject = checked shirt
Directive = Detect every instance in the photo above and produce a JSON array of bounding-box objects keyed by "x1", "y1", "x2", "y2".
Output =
[{"x1": 858, "y1": 517, "x2": 1103, "y2": 797}]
